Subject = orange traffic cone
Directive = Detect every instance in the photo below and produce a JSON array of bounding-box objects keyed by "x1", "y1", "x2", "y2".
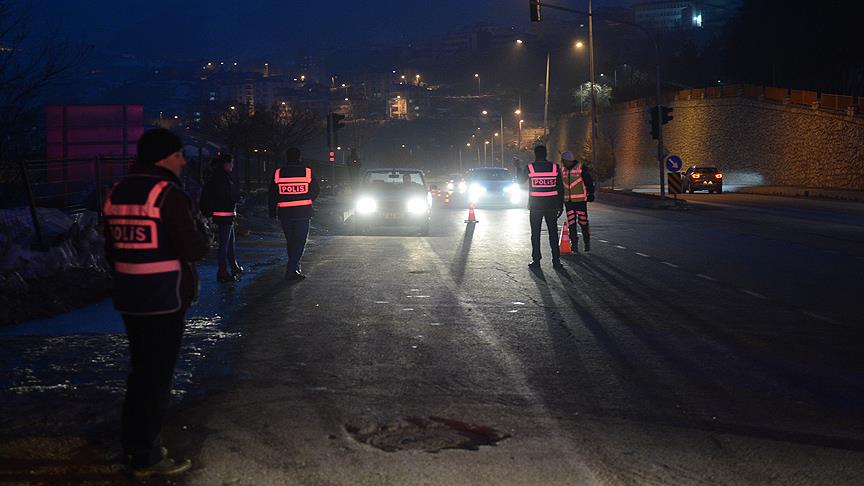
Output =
[
  {"x1": 464, "y1": 203, "x2": 478, "y2": 224},
  {"x1": 559, "y1": 221, "x2": 572, "y2": 254}
]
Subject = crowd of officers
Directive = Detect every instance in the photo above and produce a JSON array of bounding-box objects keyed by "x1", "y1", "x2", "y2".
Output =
[{"x1": 101, "y1": 129, "x2": 593, "y2": 478}]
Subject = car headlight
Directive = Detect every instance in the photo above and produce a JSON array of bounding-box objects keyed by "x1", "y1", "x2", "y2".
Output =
[
  {"x1": 469, "y1": 183, "x2": 487, "y2": 196},
  {"x1": 510, "y1": 191, "x2": 523, "y2": 204},
  {"x1": 446, "y1": 182, "x2": 455, "y2": 191},
  {"x1": 356, "y1": 197, "x2": 377, "y2": 214},
  {"x1": 458, "y1": 181, "x2": 467, "y2": 193},
  {"x1": 406, "y1": 197, "x2": 428, "y2": 214}
]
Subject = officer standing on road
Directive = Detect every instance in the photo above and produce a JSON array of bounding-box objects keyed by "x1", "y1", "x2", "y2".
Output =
[
  {"x1": 200, "y1": 153, "x2": 243, "y2": 282},
  {"x1": 513, "y1": 145, "x2": 565, "y2": 270},
  {"x1": 269, "y1": 147, "x2": 320, "y2": 280},
  {"x1": 560, "y1": 151, "x2": 595, "y2": 252},
  {"x1": 102, "y1": 128, "x2": 209, "y2": 478}
]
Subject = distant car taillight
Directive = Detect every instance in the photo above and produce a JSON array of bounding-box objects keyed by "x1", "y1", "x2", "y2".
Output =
[
  {"x1": 692, "y1": 173, "x2": 701, "y2": 179},
  {"x1": 715, "y1": 173, "x2": 723, "y2": 179}
]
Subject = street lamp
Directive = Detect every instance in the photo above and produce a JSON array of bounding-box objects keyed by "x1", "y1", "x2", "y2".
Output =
[
  {"x1": 514, "y1": 110, "x2": 522, "y2": 149},
  {"x1": 474, "y1": 73, "x2": 480, "y2": 96},
  {"x1": 415, "y1": 74, "x2": 421, "y2": 86},
  {"x1": 483, "y1": 140, "x2": 489, "y2": 165},
  {"x1": 481, "y1": 110, "x2": 505, "y2": 167}
]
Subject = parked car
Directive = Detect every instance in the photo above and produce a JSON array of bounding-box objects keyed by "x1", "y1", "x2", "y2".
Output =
[
  {"x1": 459, "y1": 167, "x2": 525, "y2": 207},
  {"x1": 683, "y1": 166, "x2": 724, "y2": 193},
  {"x1": 352, "y1": 168, "x2": 431, "y2": 235}
]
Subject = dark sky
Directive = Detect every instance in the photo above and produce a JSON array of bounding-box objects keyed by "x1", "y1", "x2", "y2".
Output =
[{"x1": 33, "y1": 0, "x2": 631, "y2": 61}]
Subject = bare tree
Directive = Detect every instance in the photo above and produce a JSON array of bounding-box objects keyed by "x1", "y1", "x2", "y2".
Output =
[
  {"x1": 256, "y1": 102, "x2": 320, "y2": 162},
  {"x1": 0, "y1": 1, "x2": 90, "y2": 162}
]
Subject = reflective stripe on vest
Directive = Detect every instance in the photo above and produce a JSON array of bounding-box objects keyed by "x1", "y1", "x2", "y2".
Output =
[
  {"x1": 528, "y1": 163, "x2": 559, "y2": 197},
  {"x1": 212, "y1": 211, "x2": 236, "y2": 217},
  {"x1": 103, "y1": 180, "x2": 170, "y2": 218},
  {"x1": 115, "y1": 260, "x2": 181, "y2": 275},
  {"x1": 277, "y1": 200, "x2": 313, "y2": 207},
  {"x1": 563, "y1": 165, "x2": 587, "y2": 201}
]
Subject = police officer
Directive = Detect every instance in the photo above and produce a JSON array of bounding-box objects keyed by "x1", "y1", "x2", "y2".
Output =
[
  {"x1": 514, "y1": 145, "x2": 565, "y2": 269},
  {"x1": 269, "y1": 147, "x2": 320, "y2": 280},
  {"x1": 102, "y1": 128, "x2": 208, "y2": 477},
  {"x1": 560, "y1": 151, "x2": 595, "y2": 252},
  {"x1": 200, "y1": 153, "x2": 242, "y2": 282}
]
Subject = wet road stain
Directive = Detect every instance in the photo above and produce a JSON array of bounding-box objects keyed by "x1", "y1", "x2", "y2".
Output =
[{"x1": 346, "y1": 417, "x2": 510, "y2": 453}]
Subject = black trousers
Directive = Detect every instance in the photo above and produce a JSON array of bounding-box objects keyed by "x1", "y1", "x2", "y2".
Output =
[
  {"x1": 564, "y1": 201, "x2": 590, "y2": 242},
  {"x1": 121, "y1": 310, "x2": 185, "y2": 467},
  {"x1": 279, "y1": 217, "x2": 311, "y2": 272},
  {"x1": 529, "y1": 210, "x2": 561, "y2": 263}
]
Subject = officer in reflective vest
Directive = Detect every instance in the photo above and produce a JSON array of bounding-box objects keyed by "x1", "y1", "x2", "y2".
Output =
[
  {"x1": 102, "y1": 128, "x2": 208, "y2": 478},
  {"x1": 268, "y1": 147, "x2": 320, "y2": 280},
  {"x1": 514, "y1": 145, "x2": 565, "y2": 270},
  {"x1": 560, "y1": 150, "x2": 596, "y2": 252},
  {"x1": 199, "y1": 153, "x2": 242, "y2": 282}
]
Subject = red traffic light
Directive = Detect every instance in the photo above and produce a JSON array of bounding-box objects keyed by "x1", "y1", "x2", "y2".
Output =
[{"x1": 329, "y1": 151, "x2": 335, "y2": 162}]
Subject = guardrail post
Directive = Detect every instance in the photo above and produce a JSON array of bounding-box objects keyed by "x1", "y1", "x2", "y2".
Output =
[
  {"x1": 94, "y1": 156, "x2": 103, "y2": 215},
  {"x1": 18, "y1": 159, "x2": 46, "y2": 251}
]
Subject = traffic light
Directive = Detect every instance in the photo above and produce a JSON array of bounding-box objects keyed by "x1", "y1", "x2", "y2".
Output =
[
  {"x1": 326, "y1": 112, "x2": 346, "y2": 148},
  {"x1": 648, "y1": 106, "x2": 660, "y2": 140},
  {"x1": 328, "y1": 151, "x2": 335, "y2": 162},
  {"x1": 661, "y1": 106, "x2": 674, "y2": 124},
  {"x1": 529, "y1": 0, "x2": 541, "y2": 22}
]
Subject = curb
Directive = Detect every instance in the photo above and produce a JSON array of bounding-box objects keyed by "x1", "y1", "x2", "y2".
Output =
[{"x1": 596, "y1": 189, "x2": 688, "y2": 210}]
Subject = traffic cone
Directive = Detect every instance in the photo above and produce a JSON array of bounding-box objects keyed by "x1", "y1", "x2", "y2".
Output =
[
  {"x1": 464, "y1": 202, "x2": 478, "y2": 224},
  {"x1": 559, "y1": 221, "x2": 572, "y2": 254}
]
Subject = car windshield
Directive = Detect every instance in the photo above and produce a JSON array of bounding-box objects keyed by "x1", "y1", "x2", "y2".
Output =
[
  {"x1": 470, "y1": 169, "x2": 513, "y2": 181},
  {"x1": 363, "y1": 171, "x2": 424, "y2": 186}
]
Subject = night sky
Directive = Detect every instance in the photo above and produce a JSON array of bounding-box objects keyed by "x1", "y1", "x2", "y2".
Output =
[{"x1": 33, "y1": 0, "x2": 631, "y2": 61}]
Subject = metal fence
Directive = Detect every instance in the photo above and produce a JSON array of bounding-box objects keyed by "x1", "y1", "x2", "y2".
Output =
[
  {"x1": 663, "y1": 84, "x2": 862, "y2": 115},
  {"x1": 1, "y1": 154, "x2": 356, "y2": 251}
]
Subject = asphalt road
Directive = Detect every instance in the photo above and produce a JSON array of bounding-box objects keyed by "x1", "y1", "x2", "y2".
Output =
[{"x1": 165, "y1": 195, "x2": 864, "y2": 485}]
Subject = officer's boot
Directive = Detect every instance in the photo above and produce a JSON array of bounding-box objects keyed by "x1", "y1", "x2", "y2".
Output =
[
  {"x1": 217, "y1": 266, "x2": 236, "y2": 283},
  {"x1": 582, "y1": 224, "x2": 591, "y2": 252},
  {"x1": 570, "y1": 223, "x2": 580, "y2": 253}
]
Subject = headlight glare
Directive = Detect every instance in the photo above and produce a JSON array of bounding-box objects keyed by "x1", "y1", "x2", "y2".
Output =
[
  {"x1": 406, "y1": 197, "x2": 427, "y2": 214},
  {"x1": 356, "y1": 197, "x2": 377, "y2": 214}
]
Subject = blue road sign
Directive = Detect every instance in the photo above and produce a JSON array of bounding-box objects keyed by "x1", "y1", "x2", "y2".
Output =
[{"x1": 665, "y1": 155, "x2": 683, "y2": 172}]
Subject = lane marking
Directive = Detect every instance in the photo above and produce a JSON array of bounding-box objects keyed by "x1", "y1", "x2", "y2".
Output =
[
  {"x1": 697, "y1": 274, "x2": 718, "y2": 281},
  {"x1": 615, "y1": 245, "x2": 627, "y2": 249},
  {"x1": 803, "y1": 311, "x2": 842, "y2": 326},
  {"x1": 662, "y1": 262, "x2": 680, "y2": 268},
  {"x1": 635, "y1": 252, "x2": 650, "y2": 258},
  {"x1": 741, "y1": 289, "x2": 768, "y2": 300},
  {"x1": 598, "y1": 239, "x2": 609, "y2": 243}
]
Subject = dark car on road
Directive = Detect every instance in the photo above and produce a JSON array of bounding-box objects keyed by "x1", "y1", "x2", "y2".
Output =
[
  {"x1": 683, "y1": 166, "x2": 724, "y2": 193},
  {"x1": 352, "y1": 168, "x2": 431, "y2": 235},
  {"x1": 460, "y1": 167, "x2": 525, "y2": 207}
]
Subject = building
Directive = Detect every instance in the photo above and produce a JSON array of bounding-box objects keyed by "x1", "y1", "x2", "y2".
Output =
[{"x1": 631, "y1": 1, "x2": 742, "y2": 31}]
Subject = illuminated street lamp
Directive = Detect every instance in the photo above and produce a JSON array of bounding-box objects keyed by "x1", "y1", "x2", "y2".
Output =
[
  {"x1": 483, "y1": 140, "x2": 489, "y2": 165},
  {"x1": 514, "y1": 109, "x2": 523, "y2": 149},
  {"x1": 516, "y1": 39, "x2": 524, "y2": 45},
  {"x1": 474, "y1": 73, "x2": 480, "y2": 96},
  {"x1": 415, "y1": 74, "x2": 421, "y2": 86}
]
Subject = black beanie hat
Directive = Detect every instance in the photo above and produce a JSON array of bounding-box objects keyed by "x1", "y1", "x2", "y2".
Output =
[{"x1": 137, "y1": 128, "x2": 183, "y2": 165}]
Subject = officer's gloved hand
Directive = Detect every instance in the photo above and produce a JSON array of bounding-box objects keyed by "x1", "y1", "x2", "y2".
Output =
[{"x1": 587, "y1": 194, "x2": 595, "y2": 202}]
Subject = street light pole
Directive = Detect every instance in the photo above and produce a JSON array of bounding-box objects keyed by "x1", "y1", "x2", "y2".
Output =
[
  {"x1": 544, "y1": 52, "x2": 550, "y2": 140},
  {"x1": 483, "y1": 141, "x2": 488, "y2": 165},
  {"x1": 499, "y1": 115, "x2": 504, "y2": 167},
  {"x1": 589, "y1": 0, "x2": 598, "y2": 169},
  {"x1": 474, "y1": 73, "x2": 481, "y2": 96}
]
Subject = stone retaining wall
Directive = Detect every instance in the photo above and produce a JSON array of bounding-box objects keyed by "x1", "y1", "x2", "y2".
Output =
[{"x1": 550, "y1": 98, "x2": 864, "y2": 190}]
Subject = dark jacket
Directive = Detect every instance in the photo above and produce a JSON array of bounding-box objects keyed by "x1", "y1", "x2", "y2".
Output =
[
  {"x1": 200, "y1": 169, "x2": 240, "y2": 222},
  {"x1": 516, "y1": 159, "x2": 564, "y2": 212},
  {"x1": 268, "y1": 162, "x2": 320, "y2": 219},
  {"x1": 104, "y1": 164, "x2": 209, "y2": 310}
]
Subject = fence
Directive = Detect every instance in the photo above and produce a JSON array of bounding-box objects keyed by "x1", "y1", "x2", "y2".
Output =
[
  {"x1": 2, "y1": 154, "x2": 355, "y2": 251},
  {"x1": 629, "y1": 83, "x2": 861, "y2": 116}
]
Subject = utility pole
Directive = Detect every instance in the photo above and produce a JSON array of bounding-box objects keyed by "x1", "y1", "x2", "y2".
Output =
[
  {"x1": 589, "y1": 0, "x2": 598, "y2": 169},
  {"x1": 543, "y1": 52, "x2": 550, "y2": 140}
]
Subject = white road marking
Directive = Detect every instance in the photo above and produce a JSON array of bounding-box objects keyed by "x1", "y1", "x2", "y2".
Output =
[
  {"x1": 803, "y1": 311, "x2": 842, "y2": 326},
  {"x1": 697, "y1": 274, "x2": 718, "y2": 281},
  {"x1": 742, "y1": 289, "x2": 768, "y2": 300},
  {"x1": 662, "y1": 262, "x2": 680, "y2": 268},
  {"x1": 615, "y1": 245, "x2": 627, "y2": 249},
  {"x1": 598, "y1": 239, "x2": 609, "y2": 243},
  {"x1": 635, "y1": 252, "x2": 650, "y2": 258}
]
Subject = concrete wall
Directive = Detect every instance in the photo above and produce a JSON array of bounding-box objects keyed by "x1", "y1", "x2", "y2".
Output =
[{"x1": 549, "y1": 98, "x2": 864, "y2": 190}]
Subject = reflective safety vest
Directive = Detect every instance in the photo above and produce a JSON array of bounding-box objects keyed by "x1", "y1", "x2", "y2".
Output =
[
  {"x1": 562, "y1": 163, "x2": 587, "y2": 202},
  {"x1": 274, "y1": 167, "x2": 312, "y2": 208},
  {"x1": 103, "y1": 176, "x2": 183, "y2": 315},
  {"x1": 212, "y1": 211, "x2": 236, "y2": 217},
  {"x1": 528, "y1": 162, "x2": 560, "y2": 198}
]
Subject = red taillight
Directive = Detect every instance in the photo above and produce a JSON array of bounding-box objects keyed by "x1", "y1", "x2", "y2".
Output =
[{"x1": 715, "y1": 173, "x2": 723, "y2": 179}]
